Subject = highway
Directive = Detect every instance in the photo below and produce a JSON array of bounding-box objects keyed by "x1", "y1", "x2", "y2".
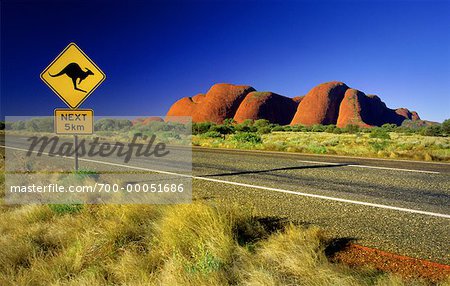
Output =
[
  {"x1": 2, "y1": 135, "x2": 449, "y2": 264},
  {"x1": 191, "y1": 147, "x2": 449, "y2": 264}
]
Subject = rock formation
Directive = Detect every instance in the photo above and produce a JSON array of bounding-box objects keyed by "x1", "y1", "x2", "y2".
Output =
[
  {"x1": 290, "y1": 81, "x2": 349, "y2": 125},
  {"x1": 234, "y1": 92, "x2": 299, "y2": 125},
  {"x1": 167, "y1": 83, "x2": 255, "y2": 123},
  {"x1": 166, "y1": 81, "x2": 420, "y2": 127},
  {"x1": 336, "y1": 89, "x2": 371, "y2": 128}
]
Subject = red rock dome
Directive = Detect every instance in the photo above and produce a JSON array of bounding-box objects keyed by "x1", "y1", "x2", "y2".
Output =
[
  {"x1": 337, "y1": 89, "x2": 371, "y2": 128},
  {"x1": 291, "y1": 81, "x2": 349, "y2": 125},
  {"x1": 234, "y1": 92, "x2": 299, "y2": 125},
  {"x1": 166, "y1": 83, "x2": 254, "y2": 123}
]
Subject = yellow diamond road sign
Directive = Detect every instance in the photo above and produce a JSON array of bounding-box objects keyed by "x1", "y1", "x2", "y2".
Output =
[{"x1": 41, "y1": 43, "x2": 106, "y2": 109}]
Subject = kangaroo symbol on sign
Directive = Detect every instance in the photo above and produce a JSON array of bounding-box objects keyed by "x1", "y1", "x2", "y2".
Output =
[{"x1": 49, "y1": 62, "x2": 94, "y2": 93}]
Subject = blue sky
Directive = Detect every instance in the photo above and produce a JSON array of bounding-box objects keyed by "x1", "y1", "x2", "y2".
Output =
[{"x1": 1, "y1": 0, "x2": 449, "y2": 122}]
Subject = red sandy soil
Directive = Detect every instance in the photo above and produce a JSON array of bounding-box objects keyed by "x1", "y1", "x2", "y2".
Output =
[{"x1": 331, "y1": 244, "x2": 450, "y2": 284}]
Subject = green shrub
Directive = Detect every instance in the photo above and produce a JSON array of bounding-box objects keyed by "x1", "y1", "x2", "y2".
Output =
[
  {"x1": 421, "y1": 125, "x2": 442, "y2": 137},
  {"x1": 308, "y1": 144, "x2": 327, "y2": 154},
  {"x1": 210, "y1": 124, "x2": 235, "y2": 137},
  {"x1": 0, "y1": 121, "x2": 4, "y2": 130},
  {"x1": 333, "y1": 128, "x2": 343, "y2": 134},
  {"x1": 73, "y1": 168, "x2": 100, "y2": 180},
  {"x1": 116, "y1": 119, "x2": 133, "y2": 130},
  {"x1": 394, "y1": 126, "x2": 414, "y2": 134},
  {"x1": 201, "y1": 131, "x2": 222, "y2": 138},
  {"x1": 25, "y1": 118, "x2": 53, "y2": 132},
  {"x1": 49, "y1": 204, "x2": 83, "y2": 215},
  {"x1": 325, "y1": 125, "x2": 336, "y2": 133},
  {"x1": 193, "y1": 122, "x2": 213, "y2": 134},
  {"x1": 282, "y1": 125, "x2": 292, "y2": 132},
  {"x1": 369, "y1": 140, "x2": 389, "y2": 152},
  {"x1": 12, "y1": 121, "x2": 25, "y2": 130},
  {"x1": 343, "y1": 124, "x2": 360, "y2": 134},
  {"x1": 290, "y1": 125, "x2": 302, "y2": 132},
  {"x1": 223, "y1": 118, "x2": 236, "y2": 125},
  {"x1": 95, "y1": 118, "x2": 117, "y2": 131},
  {"x1": 233, "y1": 132, "x2": 262, "y2": 144},
  {"x1": 271, "y1": 125, "x2": 284, "y2": 132},
  {"x1": 241, "y1": 119, "x2": 254, "y2": 126},
  {"x1": 302, "y1": 125, "x2": 313, "y2": 132},
  {"x1": 442, "y1": 119, "x2": 450, "y2": 135},
  {"x1": 370, "y1": 128, "x2": 391, "y2": 139},
  {"x1": 381, "y1": 123, "x2": 397, "y2": 132},
  {"x1": 311, "y1": 124, "x2": 326, "y2": 132},
  {"x1": 235, "y1": 123, "x2": 256, "y2": 132},
  {"x1": 291, "y1": 125, "x2": 312, "y2": 132},
  {"x1": 254, "y1": 119, "x2": 270, "y2": 128},
  {"x1": 257, "y1": 126, "x2": 272, "y2": 134}
]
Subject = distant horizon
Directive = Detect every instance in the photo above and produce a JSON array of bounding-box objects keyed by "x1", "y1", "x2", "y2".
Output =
[{"x1": 1, "y1": 0, "x2": 449, "y2": 122}]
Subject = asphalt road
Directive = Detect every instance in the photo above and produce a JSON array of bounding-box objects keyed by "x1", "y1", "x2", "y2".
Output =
[
  {"x1": 2, "y1": 135, "x2": 449, "y2": 264},
  {"x1": 191, "y1": 147, "x2": 449, "y2": 264}
]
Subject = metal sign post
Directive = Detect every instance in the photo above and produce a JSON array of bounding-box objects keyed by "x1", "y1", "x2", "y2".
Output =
[{"x1": 74, "y1": 135, "x2": 79, "y2": 171}]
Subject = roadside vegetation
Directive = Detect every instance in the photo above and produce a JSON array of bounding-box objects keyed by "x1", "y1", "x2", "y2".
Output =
[
  {"x1": 3, "y1": 201, "x2": 441, "y2": 285},
  {"x1": 192, "y1": 119, "x2": 450, "y2": 162},
  {"x1": 2, "y1": 117, "x2": 449, "y2": 162}
]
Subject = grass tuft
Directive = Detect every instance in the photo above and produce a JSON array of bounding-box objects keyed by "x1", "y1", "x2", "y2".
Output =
[
  {"x1": 49, "y1": 204, "x2": 84, "y2": 215},
  {"x1": 0, "y1": 201, "x2": 438, "y2": 285}
]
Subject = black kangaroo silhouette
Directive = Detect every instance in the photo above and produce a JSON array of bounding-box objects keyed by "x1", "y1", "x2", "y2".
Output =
[{"x1": 49, "y1": 62, "x2": 94, "y2": 93}]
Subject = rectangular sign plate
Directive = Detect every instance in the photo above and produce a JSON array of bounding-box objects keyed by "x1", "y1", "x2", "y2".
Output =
[{"x1": 54, "y1": 109, "x2": 94, "y2": 134}]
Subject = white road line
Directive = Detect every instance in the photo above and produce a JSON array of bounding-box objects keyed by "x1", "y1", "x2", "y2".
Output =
[
  {"x1": 296, "y1": 159, "x2": 440, "y2": 174},
  {"x1": 2, "y1": 145, "x2": 449, "y2": 219},
  {"x1": 345, "y1": 164, "x2": 440, "y2": 174},
  {"x1": 296, "y1": 160, "x2": 342, "y2": 165}
]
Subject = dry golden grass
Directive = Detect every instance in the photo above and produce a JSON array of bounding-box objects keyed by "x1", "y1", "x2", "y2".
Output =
[{"x1": 0, "y1": 200, "x2": 439, "y2": 286}]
